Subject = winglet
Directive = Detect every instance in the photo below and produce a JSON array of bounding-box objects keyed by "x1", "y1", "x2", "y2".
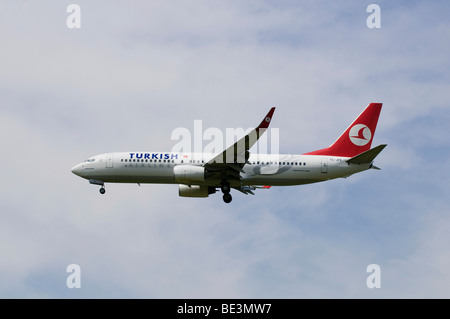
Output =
[
  {"x1": 206, "y1": 107, "x2": 276, "y2": 166},
  {"x1": 257, "y1": 107, "x2": 276, "y2": 130},
  {"x1": 253, "y1": 185, "x2": 271, "y2": 189}
]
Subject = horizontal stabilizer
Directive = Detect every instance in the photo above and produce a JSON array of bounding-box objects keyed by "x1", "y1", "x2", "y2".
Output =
[{"x1": 346, "y1": 144, "x2": 387, "y2": 164}]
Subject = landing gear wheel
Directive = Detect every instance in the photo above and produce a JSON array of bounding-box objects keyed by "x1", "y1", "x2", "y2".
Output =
[
  {"x1": 223, "y1": 193, "x2": 232, "y2": 203},
  {"x1": 221, "y1": 182, "x2": 230, "y2": 194},
  {"x1": 99, "y1": 187, "x2": 106, "y2": 194}
]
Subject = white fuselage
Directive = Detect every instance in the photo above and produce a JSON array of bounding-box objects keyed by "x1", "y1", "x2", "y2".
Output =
[{"x1": 71, "y1": 151, "x2": 370, "y2": 187}]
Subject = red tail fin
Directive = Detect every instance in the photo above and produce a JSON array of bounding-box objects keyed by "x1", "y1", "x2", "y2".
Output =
[{"x1": 304, "y1": 103, "x2": 382, "y2": 157}]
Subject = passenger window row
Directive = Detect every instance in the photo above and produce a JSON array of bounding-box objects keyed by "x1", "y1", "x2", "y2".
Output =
[
  {"x1": 251, "y1": 161, "x2": 307, "y2": 166},
  {"x1": 119, "y1": 159, "x2": 306, "y2": 166},
  {"x1": 121, "y1": 159, "x2": 175, "y2": 163}
]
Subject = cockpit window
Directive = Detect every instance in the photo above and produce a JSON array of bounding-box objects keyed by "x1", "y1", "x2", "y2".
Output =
[{"x1": 84, "y1": 158, "x2": 95, "y2": 162}]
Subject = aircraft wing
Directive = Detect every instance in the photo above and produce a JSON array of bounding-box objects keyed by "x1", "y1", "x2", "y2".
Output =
[
  {"x1": 233, "y1": 185, "x2": 272, "y2": 195},
  {"x1": 204, "y1": 107, "x2": 276, "y2": 180}
]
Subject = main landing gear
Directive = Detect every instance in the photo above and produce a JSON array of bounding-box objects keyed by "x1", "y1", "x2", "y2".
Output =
[
  {"x1": 221, "y1": 180, "x2": 232, "y2": 203},
  {"x1": 99, "y1": 186, "x2": 106, "y2": 194}
]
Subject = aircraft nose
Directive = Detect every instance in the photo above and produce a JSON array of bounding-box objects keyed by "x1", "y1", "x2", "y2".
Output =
[{"x1": 71, "y1": 164, "x2": 82, "y2": 176}]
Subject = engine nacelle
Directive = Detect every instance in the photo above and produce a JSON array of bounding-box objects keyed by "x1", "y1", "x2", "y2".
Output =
[
  {"x1": 178, "y1": 184, "x2": 216, "y2": 198},
  {"x1": 173, "y1": 165, "x2": 205, "y2": 183}
]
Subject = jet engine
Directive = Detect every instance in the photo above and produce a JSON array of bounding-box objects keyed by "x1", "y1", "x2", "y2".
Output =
[{"x1": 178, "y1": 184, "x2": 216, "y2": 198}]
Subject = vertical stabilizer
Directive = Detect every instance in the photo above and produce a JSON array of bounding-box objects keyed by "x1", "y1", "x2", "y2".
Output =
[{"x1": 304, "y1": 103, "x2": 382, "y2": 157}]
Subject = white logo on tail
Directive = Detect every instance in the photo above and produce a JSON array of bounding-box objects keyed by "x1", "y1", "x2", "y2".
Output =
[{"x1": 349, "y1": 124, "x2": 371, "y2": 146}]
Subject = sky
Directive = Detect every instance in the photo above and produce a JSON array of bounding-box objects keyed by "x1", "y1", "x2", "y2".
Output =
[{"x1": 1, "y1": 0, "x2": 450, "y2": 298}]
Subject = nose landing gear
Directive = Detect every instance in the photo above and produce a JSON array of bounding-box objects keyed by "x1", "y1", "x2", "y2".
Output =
[{"x1": 89, "y1": 179, "x2": 106, "y2": 195}]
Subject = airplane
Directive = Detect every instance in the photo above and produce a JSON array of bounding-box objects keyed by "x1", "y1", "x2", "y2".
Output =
[{"x1": 71, "y1": 103, "x2": 386, "y2": 203}]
